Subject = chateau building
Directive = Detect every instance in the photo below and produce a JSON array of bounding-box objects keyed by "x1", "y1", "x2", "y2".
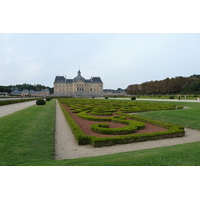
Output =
[{"x1": 54, "y1": 70, "x2": 103, "y2": 97}]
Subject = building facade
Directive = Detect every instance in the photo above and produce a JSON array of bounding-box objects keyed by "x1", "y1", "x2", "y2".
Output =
[
  {"x1": 54, "y1": 70, "x2": 103, "y2": 97},
  {"x1": 103, "y1": 89, "x2": 127, "y2": 96},
  {"x1": 10, "y1": 89, "x2": 50, "y2": 97}
]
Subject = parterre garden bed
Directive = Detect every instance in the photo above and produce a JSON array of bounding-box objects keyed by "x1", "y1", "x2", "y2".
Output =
[{"x1": 58, "y1": 98, "x2": 185, "y2": 147}]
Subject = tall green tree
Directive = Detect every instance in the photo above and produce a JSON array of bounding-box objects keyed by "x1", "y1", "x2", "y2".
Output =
[{"x1": 126, "y1": 75, "x2": 200, "y2": 95}]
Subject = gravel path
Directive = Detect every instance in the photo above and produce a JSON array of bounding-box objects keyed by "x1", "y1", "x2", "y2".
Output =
[
  {"x1": 54, "y1": 100, "x2": 200, "y2": 160},
  {"x1": 0, "y1": 100, "x2": 36, "y2": 118}
]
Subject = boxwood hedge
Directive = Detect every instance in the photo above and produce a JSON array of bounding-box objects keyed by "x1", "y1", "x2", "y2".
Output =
[
  {"x1": 58, "y1": 101, "x2": 90, "y2": 145},
  {"x1": 58, "y1": 99, "x2": 185, "y2": 147},
  {"x1": 0, "y1": 98, "x2": 37, "y2": 106},
  {"x1": 90, "y1": 119, "x2": 145, "y2": 135}
]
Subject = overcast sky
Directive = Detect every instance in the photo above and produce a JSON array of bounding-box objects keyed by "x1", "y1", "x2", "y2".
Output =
[
  {"x1": 1, "y1": 1, "x2": 200, "y2": 90},
  {"x1": 0, "y1": 33, "x2": 199, "y2": 89}
]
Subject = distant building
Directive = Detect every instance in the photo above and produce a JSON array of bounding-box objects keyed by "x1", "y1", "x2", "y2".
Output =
[
  {"x1": 10, "y1": 89, "x2": 22, "y2": 96},
  {"x1": 10, "y1": 89, "x2": 50, "y2": 97},
  {"x1": 54, "y1": 70, "x2": 103, "y2": 97},
  {"x1": 21, "y1": 89, "x2": 29, "y2": 96},
  {"x1": 103, "y1": 89, "x2": 127, "y2": 96}
]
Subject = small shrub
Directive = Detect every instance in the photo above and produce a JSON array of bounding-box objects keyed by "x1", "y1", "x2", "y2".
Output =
[
  {"x1": 105, "y1": 97, "x2": 108, "y2": 99},
  {"x1": 131, "y1": 96, "x2": 136, "y2": 100},
  {"x1": 36, "y1": 99, "x2": 46, "y2": 105},
  {"x1": 169, "y1": 96, "x2": 174, "y2": 99},
  {"x1": 46, "y1": 97, "x2": 51, "y2": 101}
]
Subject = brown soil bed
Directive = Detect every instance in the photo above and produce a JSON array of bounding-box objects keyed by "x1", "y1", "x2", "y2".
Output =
[{"x1": 63, "y1": 105, "x2": 168, "y2": 138}]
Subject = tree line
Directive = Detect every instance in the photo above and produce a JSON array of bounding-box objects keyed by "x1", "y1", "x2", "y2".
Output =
[
  {"x1": 0, "y1": 83, "x2": 54, "y2": 94},
  {"x1": 126, "y1": 74, "x2": 200, "y2": 96}
]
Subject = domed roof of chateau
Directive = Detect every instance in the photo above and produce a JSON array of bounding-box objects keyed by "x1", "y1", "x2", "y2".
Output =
[{"x1": 73, "y1": 70, "x2": 85, "y2": 82}]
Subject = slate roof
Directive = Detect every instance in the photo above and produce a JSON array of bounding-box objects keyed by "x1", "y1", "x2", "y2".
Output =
[
  {"x1": 29, "y1": 90, "x2": 38, "y2": 94},
  {"x1": 10, "y1": 89, "x2": 50, "y2": 95},
  {"x1": 10, "y1": 89, "x2": 21, "y2": 95},
  {"x1": 54, "y1": 76, "x2": 66, "y2": 83},
  {"x1": 54, "y1": 71, "x2": 103, "y2": 84},
  {"x1": 22, "y1": 89, "x2": 29, "y2": 93},
  {"x1": 66, "y1": 79, "x2": 73, "y2": 83},
  {"x1": 73, "y1": 70, "x2": 86, "y2": 82}
]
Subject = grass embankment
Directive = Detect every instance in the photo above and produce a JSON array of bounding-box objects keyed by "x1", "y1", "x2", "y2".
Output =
[{"x1": 0, "y1": 99, "x2": 56, "y2": 166}]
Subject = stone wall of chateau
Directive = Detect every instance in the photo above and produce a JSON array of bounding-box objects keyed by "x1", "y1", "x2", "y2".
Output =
[
  {"x1": 54, "y1": 82, "x2": 103, "y2": 96},
  {"x1": 54, "y1": 71, "x2": 103, "y2": 97}
]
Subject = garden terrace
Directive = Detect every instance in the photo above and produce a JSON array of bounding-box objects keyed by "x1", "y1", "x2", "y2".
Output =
[{"x1": 59, "y1": 98, "x2": 185, "y2": 147}]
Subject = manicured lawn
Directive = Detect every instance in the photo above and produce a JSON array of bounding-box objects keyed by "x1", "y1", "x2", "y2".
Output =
[
  {"x1": 25, "y1": 141, "x2": 200, "y2": 166},
  {"x1": 1, "y1": 98, "x2": 200, "y2": 166},
  {"x1": 0, "y1": 99, "x2": 56, "y2": 166},
  {"x1": 137, "y1": 95, "x2": 198, "y2": 100},
  {"x1": 109, "y1": 95, "x2": 198, "y2": 100},
  {"x1": 136, "y1": 101, "x2": 200, "y2": 130}
]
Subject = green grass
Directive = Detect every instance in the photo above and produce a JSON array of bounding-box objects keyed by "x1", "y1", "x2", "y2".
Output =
[
  {"x1": 136, "y1": 101, "x2": 200, "y2": 130},
  {"x1": 25, "y1": 141, "x2": 200, "y2": 166},
  {"x1": 1, "y1": 99, "x2": 200, "y2": 166},
  {"x1": 108, "y1": 95, "x2": 199, "y2": 100},
  {"x1": 0, "y1": 99, "x2": 56, "y2": 166}
]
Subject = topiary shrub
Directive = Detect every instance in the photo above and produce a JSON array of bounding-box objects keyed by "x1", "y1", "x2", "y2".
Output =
[
  {"x1": 105, "y1": 97, "x2": 108, "y2": 99},
  {"x1": 131, "y1": 96, "x2": 136, "y2": 100},
  {"x1": 169, "y1": 96, "x2": 174, "y2": 99},
  {"x1": 36, "y1": 98, "x2": 46, "y2": 105},
  {"x1": 46, "y1": 97, "x2": 51, "y2": 101}
]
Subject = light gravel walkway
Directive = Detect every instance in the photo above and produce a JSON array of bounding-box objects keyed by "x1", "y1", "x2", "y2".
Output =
[
  {"x1": 54, "y1": 100, "x2": 200, "y2": 160},
  {"x1": 0, "y1": 100, "x2": 36, "y2": 118}
]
